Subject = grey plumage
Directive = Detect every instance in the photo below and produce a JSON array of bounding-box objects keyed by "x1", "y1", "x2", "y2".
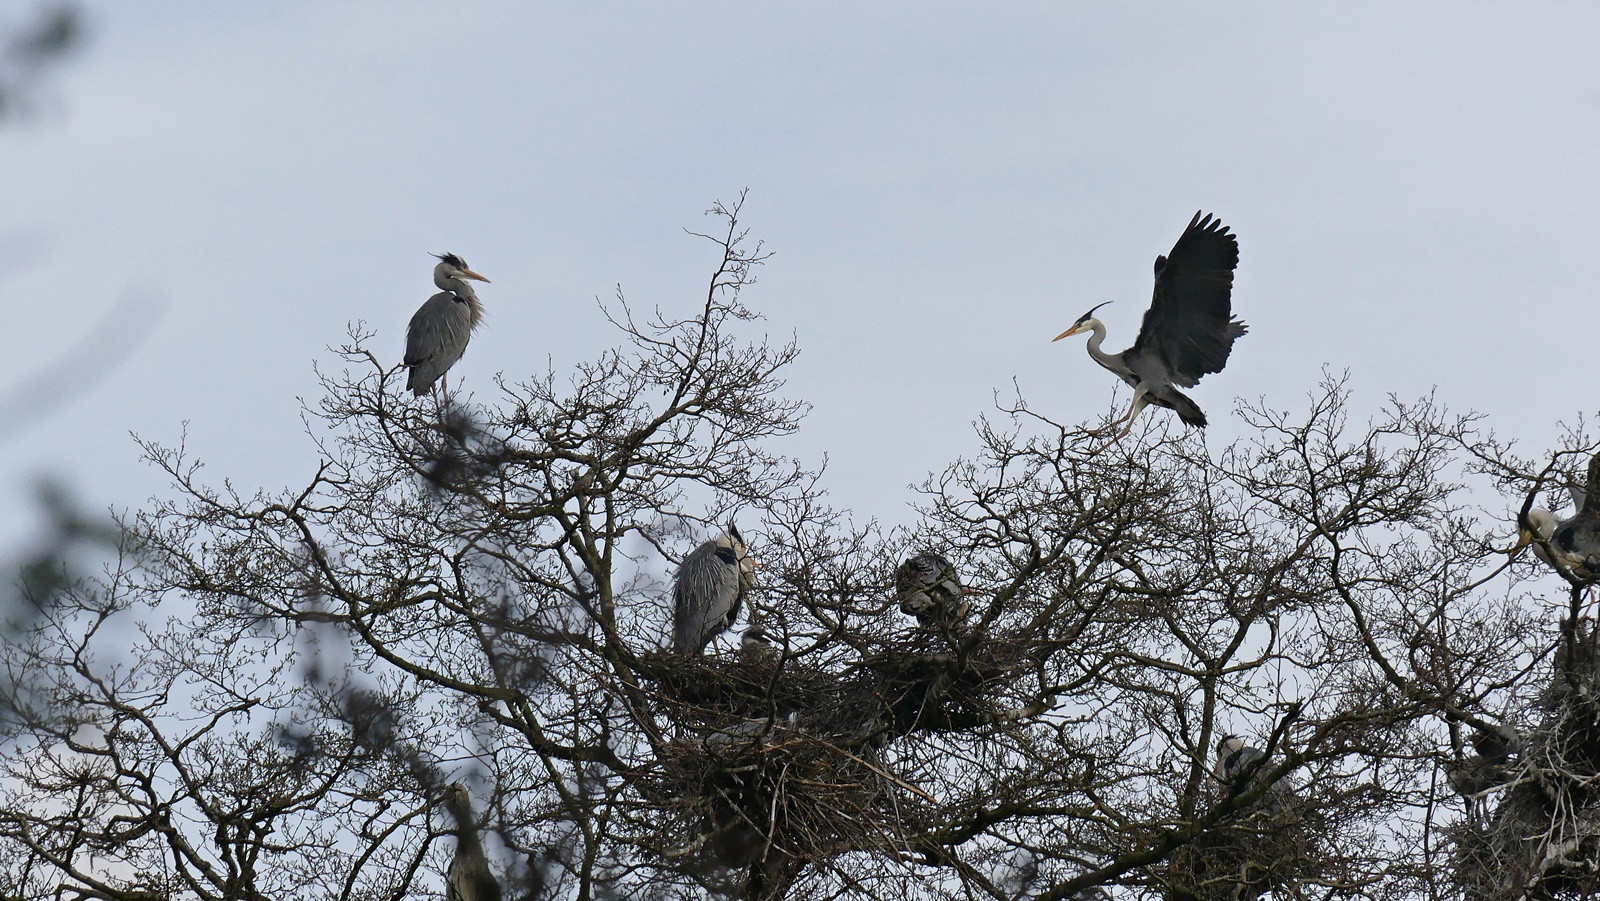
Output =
[
  {"x1": 895, "y1": 552, "x2": 970, "y2": 627},
  {"x1": 672, "y1": 523, "x2": 756, "y2": 654},
  {"x1": 740, "y1": 626, "x2": 781, "y2": 661},
  {"x1": 1053, "y1": 212, "x2": 1245, "y2": 443},
  {"x1": 1214, "y1": 734, "x2": 1290, "y2": 795},
  {"x1": 442, "y1": 783, "x2": 502, "y2": 901},
  {"x1": 1520, "y1": 453, "x2": 1600, "y2": 578},
  {"x1": 405, "y1": 252, "x2": 490, "y2": 397}
]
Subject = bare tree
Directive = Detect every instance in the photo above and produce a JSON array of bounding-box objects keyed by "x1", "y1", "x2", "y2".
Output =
[{"x1": 0, "y1": 197, "x2": 1595, "y2": 901}]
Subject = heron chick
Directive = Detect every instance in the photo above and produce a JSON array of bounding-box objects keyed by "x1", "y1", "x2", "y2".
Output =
[
  {"x1": 1053, "y1": 212, "x2": 1245, "y2": 446},
  {"x1": 405, "y1": 252, "x2": 491, "y2": 398},
  {"x1": 740, "y1": 626, "x2": 782, "y2": 662},
  {"x1": 672, "y1": 523, "x2": 757, "y2": 654}
]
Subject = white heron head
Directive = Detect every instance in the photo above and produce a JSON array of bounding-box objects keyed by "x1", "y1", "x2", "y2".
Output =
[
  {"x1": 431, "y1": 252, "x2": 491, "y2": 287},
  {"x1": 1213, "y1": 734, "x2": 1246, "y2": 779},
  {"x1": 1052, "y1": 301, "x2": 1113, "y2": 342},
  {"x1": 719, "y1": 521, "x2": 757, "y2": 577}
]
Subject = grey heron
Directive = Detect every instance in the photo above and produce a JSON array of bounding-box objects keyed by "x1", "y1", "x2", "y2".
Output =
[
  {"x1": 404, "y1": 253, "x2": 490, "y2": 398},
  {"x1": 441, "y1": 783, "x2": 502, "y2": 901},
  {"x1": 672, "y1": 523, "x2": 757, "y2": 654},
  {"x1": 1053, "y1": 212, "x2": 1246, "y2": 444},
  {"x1": 895, "y1": 552, "x2": 971, "y2": 628},
  {"x1": 1519, "y1": 453, "x2": 1600, "y2": 578},
  {"x1": 1214, "y1": 735, "x2": 1290, "y2": 796}
]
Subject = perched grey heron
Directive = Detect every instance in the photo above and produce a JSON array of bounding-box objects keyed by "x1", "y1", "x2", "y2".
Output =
[
  {"x1": 441, "y1": 783, "x2": 502, "y2": 901},
  {"x1": 404, "y1": 253, "x2": 490, "y2": 398},
  {"x1": 1214, "y1": 735, "x2": 1290, "y2": 796},
  {"x1": 1053, "y1": 212, "x2": 1246, "y2": 444},
  {"x1": 672, "y1": 523, "x2": 757, "y2": 654},
  {"x1": 1516, "y1": 453, "x2": 1600, "y2": 578},
  {"x1": 895, "y1": 552, "x2": 971, "y2": 628}
]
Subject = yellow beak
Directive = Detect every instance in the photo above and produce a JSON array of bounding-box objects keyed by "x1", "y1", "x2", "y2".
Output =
[
  {"x1": 1052, "y1": 325, "x2": 1084, "y2": 342},
  {"x1": 460, "y1": 269, "x2": 491, "y2": 283}
]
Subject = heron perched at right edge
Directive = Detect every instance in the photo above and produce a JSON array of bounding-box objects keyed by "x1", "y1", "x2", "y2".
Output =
[
  {"x1": 1053, "y1": 212, "x2": 1246, "y2": 446},
  {"x1": 1514, "y1": 452, "x2": 1600, "y2": 578},
  {"x1": 405, "y1": 252, "x2": 491, "y2": 398}
]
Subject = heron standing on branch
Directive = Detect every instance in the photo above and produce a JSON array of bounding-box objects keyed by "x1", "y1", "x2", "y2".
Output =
[
  {"x1": 441, "y1": 783, "x2": 502, "y2": 901},
  {"x1": 672, "y1": 523, "x2": 757, "y2": 654},
  {"x1": 405, "y1": 253, "x2": 490, "y2": 399},
  {"x1": 1053, "y1": 212, "x2": 1246, "y2": 446}
]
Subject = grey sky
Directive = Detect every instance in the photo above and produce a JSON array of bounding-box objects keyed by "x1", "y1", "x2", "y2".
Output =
[{"x1": 2, "y1": 2, "x2": 1597, "y2": 550}]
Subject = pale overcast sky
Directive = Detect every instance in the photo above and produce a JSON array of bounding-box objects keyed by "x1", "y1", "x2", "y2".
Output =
[{"x1": 2, "y1": 2, "x2": 1597, "y2": 550}]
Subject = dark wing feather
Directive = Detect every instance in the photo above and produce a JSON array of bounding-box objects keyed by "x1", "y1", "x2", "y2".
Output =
[{"x1": 1128, "y1": 211, "x2": 1245, "y2": 388}]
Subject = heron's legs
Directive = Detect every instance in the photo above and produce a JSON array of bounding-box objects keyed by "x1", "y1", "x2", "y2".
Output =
[
  {"x1": 1087, "y1": 389, "x2": 1147, "y2": 435},
  {"x1": 1087, "y1": 394, "x2": 1150, "y2": 454}
]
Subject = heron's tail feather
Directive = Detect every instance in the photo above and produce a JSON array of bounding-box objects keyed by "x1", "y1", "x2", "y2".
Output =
[{"x1": 1169, "y1": 390, "x2": 1207, "y2": 428}]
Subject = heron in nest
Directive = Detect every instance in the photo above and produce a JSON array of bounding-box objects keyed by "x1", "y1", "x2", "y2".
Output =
[
  {"x1": 895, "y1": 552, "x2": 971, "y2": 628},
  {"x1": 673, "y1": 523, "x2": 758, "y2": 654}
]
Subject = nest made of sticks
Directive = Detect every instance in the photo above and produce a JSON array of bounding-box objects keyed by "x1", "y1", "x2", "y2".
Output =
[
  {"x1": 647, "y1": 711, "x2": 918, "y2": 874},
  {"x1": 1166, "y1": 798, "x2": 1316, "y2": 901},
  {"x1": 1450, "y1": 619, "x2": 1600, "y2": 900},
  {"x1": 632, "y1": 625, "x2": 1048, "y2": 878}
]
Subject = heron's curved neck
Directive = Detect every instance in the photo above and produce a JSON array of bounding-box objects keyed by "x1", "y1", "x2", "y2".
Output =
[
  {"x1": 441, "y1": 277, "x2": 484, "y2": 329},
  {"x1": 1081, "y1": 318, "x2": 1121, "y2": 372}
]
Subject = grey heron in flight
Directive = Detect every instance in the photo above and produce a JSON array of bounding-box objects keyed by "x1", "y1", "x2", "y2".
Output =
[
  {"x1": 1516, "y1": 452, "x2": 1600, "y2": 578},
  {"x1": 441, "y1": 783, "x2": 502, "y2": 901},
  {"x1": 404, "y1": 253, "x2": 491, "y2": 398},
  {"x1": 1053, "y1": 212, "x2": 1246, "y2": 445},
  {"x1": 895, "y1": 552, "x2": 971, "y2": 628},
  {"x1": 672, "y1": 523, "x2": 757, "y2": 654}
]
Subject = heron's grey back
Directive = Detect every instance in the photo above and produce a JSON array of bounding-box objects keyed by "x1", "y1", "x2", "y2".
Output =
[
  {"x1": 405, "y1": 291, "x2": 475, "y2": 395},
  {"x1": 673, "y1": 539, "x2": 744, "y2": 653}
]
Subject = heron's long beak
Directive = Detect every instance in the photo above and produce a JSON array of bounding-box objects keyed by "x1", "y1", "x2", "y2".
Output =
[
  {"x1": 1500, "y1": 528, "x2": 1534, "y2": 555},
  {"x1": 461, "y1": 269, "x2": 491, "y2": 283},
  {"x1": 1052, "y1": 324, "x2": 1084, "y2": 342}
]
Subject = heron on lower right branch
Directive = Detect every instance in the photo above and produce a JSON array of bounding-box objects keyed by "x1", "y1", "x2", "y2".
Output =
[
  {"x1": 442, "y1": 783, "x2": 502, "y2": 901},
  {"x1": 1514, "y1": 452, "x2": 1600, "y2": 579},
  {"x1": 1053, "y1": 211, "x2": 1246, "y2": 447}
]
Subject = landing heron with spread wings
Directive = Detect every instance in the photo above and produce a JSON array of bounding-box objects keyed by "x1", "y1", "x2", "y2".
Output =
[{"x1": 1053, "y1": 212, "x2": 1246, "y2": 444}]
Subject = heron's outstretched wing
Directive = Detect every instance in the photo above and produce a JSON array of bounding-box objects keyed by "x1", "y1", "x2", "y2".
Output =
[
  {"x1": 672, "y1": 540, "x2": 743, "y2": 653},
  {"x1": 1563, "y1": 453, "x2": 1600, "y2": 568},
  {"x1": 405, "y1": 291, "x2": 474, "y2": 393},
  {"x1": 1129, "y1": 211, "x2": 1245, "y2": 388}
]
